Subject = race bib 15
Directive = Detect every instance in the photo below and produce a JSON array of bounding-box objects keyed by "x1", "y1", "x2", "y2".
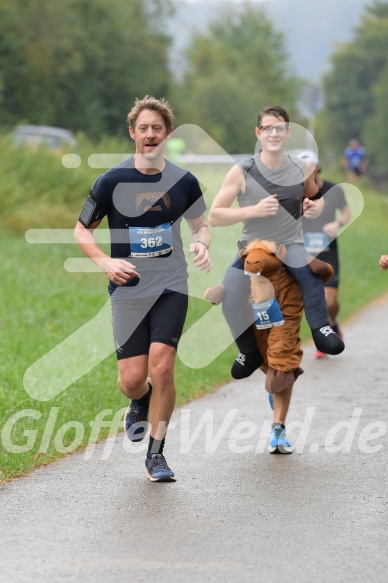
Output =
[{"x1": 251, "y1": 298, "x2": 285, "y2": 329}]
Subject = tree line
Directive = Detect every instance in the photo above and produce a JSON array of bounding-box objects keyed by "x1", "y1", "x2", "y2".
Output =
[
  {"x1": 0, "y1": 0, "x2": 173, "y2": 140},
  {"x1": 317, "y1": 1, "x2": 388, "y2": 183},
  {"x1": 1, "y1": 0, "x2": 387, "y2": 182},
  {"x1": 0, "y1": 0, "x2": 300, "y2": 151}
]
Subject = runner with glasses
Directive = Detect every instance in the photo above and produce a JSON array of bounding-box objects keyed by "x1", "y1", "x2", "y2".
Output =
[
  {"x1": 208, "y1": 104, "x2": 345, "y2": 454},
  {"x1": 260, "y1": 124, "x2": 289, "y2": 135}
]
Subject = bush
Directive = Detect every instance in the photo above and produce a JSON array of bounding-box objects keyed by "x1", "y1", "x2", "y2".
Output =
[{"x1": 0, "y1": 131, "x2": 133, "y2": 231}]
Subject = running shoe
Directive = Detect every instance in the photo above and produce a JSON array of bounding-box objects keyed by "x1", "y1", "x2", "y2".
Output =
[
  {"x1": 268, "y1": 393, "x2": 274, "y2": 410},
  {"x1": 123, "y1": 379, "x2": 152, "y2": 442},
  {"x1": 146, "y1": 453, "x2": 176, "y2": 482},
  {"x1": 268, "y1": 424, "x2": 292, "y2": 454},
  {"x1": 313, "y1": 350, "x2": 328, "y2": 360}
]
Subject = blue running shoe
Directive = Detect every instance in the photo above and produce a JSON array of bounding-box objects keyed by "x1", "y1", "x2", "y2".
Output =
[
  {"x1": 268, "y1": 424, "x2": 292, "y2": 454},
  {"x1": 146, "y1": 454, "x2": 176, "y2": 482},
  {"x1": 268, "y1": 393, "x2": 274, "y2": 410},
  {"x1": 123, "y1": 380, "x2": 152, "y2": 442}
]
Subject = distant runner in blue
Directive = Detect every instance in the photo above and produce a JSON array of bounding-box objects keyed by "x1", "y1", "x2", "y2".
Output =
[{"x1": 342, "y1": 139, "x2": 368, "y2": 183}]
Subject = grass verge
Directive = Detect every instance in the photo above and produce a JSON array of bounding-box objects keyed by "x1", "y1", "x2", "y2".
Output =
[{"x1": 0, "y1": 163, "x2": 387, "y2": 482}]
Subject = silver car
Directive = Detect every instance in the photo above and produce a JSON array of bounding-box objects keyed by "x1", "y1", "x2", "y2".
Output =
[{"x1": 13, "y1": 125, "x2": 77, "y2": 151}]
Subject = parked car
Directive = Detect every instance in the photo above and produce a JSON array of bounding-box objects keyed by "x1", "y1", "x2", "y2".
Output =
[{"x1": 13, "y1": 125, "x2": 77, "y2": 152}]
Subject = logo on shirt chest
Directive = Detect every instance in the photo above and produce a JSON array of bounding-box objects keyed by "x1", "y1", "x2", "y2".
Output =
[{"x1": 136, "y1": 192, "x2": 171, "y2": 213}]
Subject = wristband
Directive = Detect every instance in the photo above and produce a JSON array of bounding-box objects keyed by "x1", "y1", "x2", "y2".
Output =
[
  {"x1": 311, "y1": 190, "x2": 323, "y2": 201},
  {"x1": 197, "y1": 239, "x2": 209, "y2": 250}
]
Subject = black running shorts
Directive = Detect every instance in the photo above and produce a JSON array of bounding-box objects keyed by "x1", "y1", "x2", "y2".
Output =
[{"x1": 110, "y1": 290, "x2": 189, "y2": 360}]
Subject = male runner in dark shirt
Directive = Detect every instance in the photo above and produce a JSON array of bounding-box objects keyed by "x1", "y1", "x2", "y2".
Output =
[{"x1": 75, "y1": 96, "x2": 211, "y2": 482}]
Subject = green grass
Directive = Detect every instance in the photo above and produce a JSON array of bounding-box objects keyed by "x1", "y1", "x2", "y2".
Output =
[
  {"x1": 1, "y1": 147, "x2": 388, "y2": 482},
  {"x1": 0, "y1": 229, "x2": 237, "y2": 481}
]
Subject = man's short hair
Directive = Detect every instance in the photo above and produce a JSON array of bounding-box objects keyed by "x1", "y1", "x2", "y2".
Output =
[
  {"x1": 127, "y1": 95, "x2": 174, "y2": 130},
  {"x1": 257, "y1": 105, "x2": 289, "y2": 127}
]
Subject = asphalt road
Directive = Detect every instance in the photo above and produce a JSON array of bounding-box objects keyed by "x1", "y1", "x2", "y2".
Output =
[{"x1": 1, "y1": 296, "x2": 388, "y2": 583}]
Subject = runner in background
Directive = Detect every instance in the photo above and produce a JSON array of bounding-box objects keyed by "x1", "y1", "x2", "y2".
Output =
[
  {"x1": 165, "y1": 133, "x2": 186, "y2": 162},
  {"x1": 299, "y1": 151, "x2": 350, "y2": 359},
  {"x1": 341, "y1": 139, "x2": 368, "y2": 184}
]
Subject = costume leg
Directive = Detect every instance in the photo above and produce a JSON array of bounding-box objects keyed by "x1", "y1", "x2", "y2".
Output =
[
  {"x1": 222, "y1": 256, "x2": 255, "y2": 350},
  {"x1": 265, "y1": 267, "x2": 303, "y2": 381},
  {"x1": 222, "y1": 255, "x2": 263, "y2": 378},
  {"x1": 284, "y1": 244, "x2": 344, "y2": 355},
  {"x1": 284, "y1": 244, "x2": 328, "y2": 329}
]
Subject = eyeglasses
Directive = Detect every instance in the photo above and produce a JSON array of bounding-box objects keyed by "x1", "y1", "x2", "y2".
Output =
[{"x1": 259, "y1": 124, "x2": 289, "y2": 135}]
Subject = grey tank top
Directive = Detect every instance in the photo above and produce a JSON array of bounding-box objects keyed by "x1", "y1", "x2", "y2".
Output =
[{"x1": 238, "y1": 154, "x2": 306, "y2": 247}]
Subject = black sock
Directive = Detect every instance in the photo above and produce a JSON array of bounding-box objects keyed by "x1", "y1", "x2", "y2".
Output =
[
  {"x1": 147, "y1": 436, "x2": 165, "y2": 456},
  {"x1": 135, "y1": 381, "x2": 152, "y2": 408},
  {"x1": 311, "y1": 326, "x2": 345, "y2": 355},
  {"x1": 235, "y1": 327, "x2": 258, "y2": 355},
  {"x1": 231, "y1": 349, "x2": 264, "y2": 380}
]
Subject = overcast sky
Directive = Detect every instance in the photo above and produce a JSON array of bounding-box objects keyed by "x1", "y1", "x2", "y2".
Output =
[{"x1": 184, "y1": 0, "x2": 277, "y2": 3}]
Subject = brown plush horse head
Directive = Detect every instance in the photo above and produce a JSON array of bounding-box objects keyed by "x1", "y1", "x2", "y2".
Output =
[
  {"x1": 241, "y1": 240, "x2": 286, "y2": 276},
  {"x1": 242, "y1": 239, "x2": 334, "y2": 283}
]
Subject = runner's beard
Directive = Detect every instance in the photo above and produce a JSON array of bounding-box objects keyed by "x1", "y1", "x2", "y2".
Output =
[{"x1": 142, "y1": 143, "x2": 163, "y2": 160}]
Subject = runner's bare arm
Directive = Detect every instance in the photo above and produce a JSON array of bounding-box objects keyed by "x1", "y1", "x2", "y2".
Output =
[
  {"x1": 186, "y1": 214, "x2": 212, "y2": 272},
  {"x1": 209, "y1": 164, "x2": 279, "y2": 226},
  {"x1": 338, "y1": 204, "x2": 351, "y2": 227},
  {"x1": 303, "y1": 160, "x2": 320, "y2": 199},
  {"x1": 74, "y1": 221, "x2": 139, "y2": 284},
  {"x1": 322, "y1": 204, "x2": 351, "y2": 238},
  {"x1": 303, "y1": 197, "x2": 324, "y2": 219}
]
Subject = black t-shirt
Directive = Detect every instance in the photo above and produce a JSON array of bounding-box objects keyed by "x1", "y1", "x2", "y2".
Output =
[
  {"x1": 86, "y1": 157, "x2": 206, "y2": 297},
  {"x1": 302, "y1": 179, "x2": 347, "y2": 251}
]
